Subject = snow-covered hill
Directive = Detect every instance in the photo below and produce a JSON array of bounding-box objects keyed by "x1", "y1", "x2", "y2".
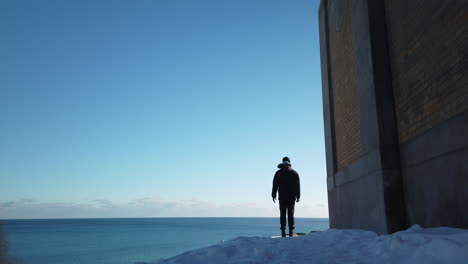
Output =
[{"x1": 152, "y1": 225, "x2": 468, "y2": 264}]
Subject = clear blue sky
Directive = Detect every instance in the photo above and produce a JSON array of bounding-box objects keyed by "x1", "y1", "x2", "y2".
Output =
[{"x1": 0, "y1": 0, "x2": 326, "y2": 218}]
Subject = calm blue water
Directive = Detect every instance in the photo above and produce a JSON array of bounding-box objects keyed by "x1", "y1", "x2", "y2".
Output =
[{"x1": 1, "y1": 217, "x2": 329, "y2": 264}]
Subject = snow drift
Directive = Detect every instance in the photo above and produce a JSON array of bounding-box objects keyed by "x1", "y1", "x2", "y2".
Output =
[{"x1": 152, "y1": 225, "x2": 468, "y2": 264}]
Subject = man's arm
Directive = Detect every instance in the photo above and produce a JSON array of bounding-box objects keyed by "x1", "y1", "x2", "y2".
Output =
[
  {"x1": 296, "y1": 172, "x2": 301, "y2": 202},
  {"x1": 272, "y1": 172, "x2": 279, "y2": 202}
]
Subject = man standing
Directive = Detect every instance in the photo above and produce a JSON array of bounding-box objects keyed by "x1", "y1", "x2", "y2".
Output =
[{"x1": 271, "y1": 157, "x2": 301, "y2": 237}]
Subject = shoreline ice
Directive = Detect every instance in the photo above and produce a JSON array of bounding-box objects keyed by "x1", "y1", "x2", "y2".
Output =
[{"x1": 150, "y1": 225, "x2": 468, "y2": 264}]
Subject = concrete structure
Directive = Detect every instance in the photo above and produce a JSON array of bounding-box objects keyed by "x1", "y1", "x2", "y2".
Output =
[{"x1": 319, "y1": 0, "x2": 468, "y2": 234}]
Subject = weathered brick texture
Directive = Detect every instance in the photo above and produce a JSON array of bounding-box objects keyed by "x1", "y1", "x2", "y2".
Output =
[
  {"x1": 385, "y1": 0, "x2": 468, "y2": 143},
  {"x1": 328, "y1": 0, "x2": 362, "y2": 170}
]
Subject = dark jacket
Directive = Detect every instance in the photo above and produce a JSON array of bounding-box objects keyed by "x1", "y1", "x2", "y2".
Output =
[{"x1": 271, "y1": 165, "x2": 300, "y2": 201}]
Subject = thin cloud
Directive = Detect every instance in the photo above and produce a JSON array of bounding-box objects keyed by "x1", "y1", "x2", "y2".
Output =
[
  {"x1": 91, "y1": 200, "x2": 114, "y2": 207},
  {"x1": 0, "y1": 198, "x2": 328, "y2": 219}
]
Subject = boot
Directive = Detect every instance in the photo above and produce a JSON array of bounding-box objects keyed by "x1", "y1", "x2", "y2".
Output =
[
  {"x1": 281, "y1": 230, "x2": 286, "y2": 237},
  {"x1": 289, "y1": 230, "x2": 296, "y2": 237}
]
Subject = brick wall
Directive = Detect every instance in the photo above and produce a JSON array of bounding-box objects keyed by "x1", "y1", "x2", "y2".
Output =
[
  {"x1": 385, "y1": 0, "x2": 468, "y2": 143},
  {"x1": 328, "y1": 0, "x2": 362, "y2": 170}
]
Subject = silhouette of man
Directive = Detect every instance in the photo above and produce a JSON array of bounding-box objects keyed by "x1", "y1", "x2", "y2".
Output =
[{"x1": 272, "y1": 156, "x2": 301, "y2": 237}]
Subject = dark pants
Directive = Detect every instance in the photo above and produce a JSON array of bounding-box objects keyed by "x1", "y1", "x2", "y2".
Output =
[{"x1": 279, "y1": 200, "x2": 295, "y2": 231}]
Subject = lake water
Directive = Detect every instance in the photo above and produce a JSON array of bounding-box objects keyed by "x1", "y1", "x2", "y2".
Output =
[{"x1": 1, "y1": 217, "x2": 329, "y2": 264}]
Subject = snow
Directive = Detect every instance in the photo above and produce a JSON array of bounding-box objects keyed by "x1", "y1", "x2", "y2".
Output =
[{"x1": 152, "y1": 225, "x2": 468, "y2": 264}]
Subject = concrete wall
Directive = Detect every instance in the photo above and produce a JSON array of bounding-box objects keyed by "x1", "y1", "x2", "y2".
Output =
[
  {"x1": 320, "y1": 0, "x2": 468, "y2": 233},
  {"x1": 400, "y1": 111, "x2": 468, "y2": 228},
  {"x1": 320, "y1": 0, "x2": 406, "y2": 234},
  {"x1": 384, "y1": 0, "x2": 468, "y2": 228}
]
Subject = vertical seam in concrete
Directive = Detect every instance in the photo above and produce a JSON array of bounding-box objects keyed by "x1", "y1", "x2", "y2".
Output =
[
  {"x1": 366, "y1": 0, "x2": 408, "y2": 233},
  {"x1": 364, "y1": 0, "x2": 388, "y2": 235},
  {"x1": 320, "y1": 0, "x2": 338, "y2": 185}
]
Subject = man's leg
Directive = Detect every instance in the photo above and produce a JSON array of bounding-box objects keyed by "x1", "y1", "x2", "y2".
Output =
[
  {"x1": 279, "y1": 200, "x2": 287, "y2": 235},
  {"x1": 287, "y1": 200, "x2": 295, "y2": 234}
]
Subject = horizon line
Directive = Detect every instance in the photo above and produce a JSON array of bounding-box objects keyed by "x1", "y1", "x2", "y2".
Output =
[{"x1": 0, "y1": 216, "x2": 330, "y2": 221}]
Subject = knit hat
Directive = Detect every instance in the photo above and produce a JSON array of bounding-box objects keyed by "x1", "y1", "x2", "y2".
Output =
[{"x1": 282, "y1": 157, "x2": 291, "y2": 163}]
